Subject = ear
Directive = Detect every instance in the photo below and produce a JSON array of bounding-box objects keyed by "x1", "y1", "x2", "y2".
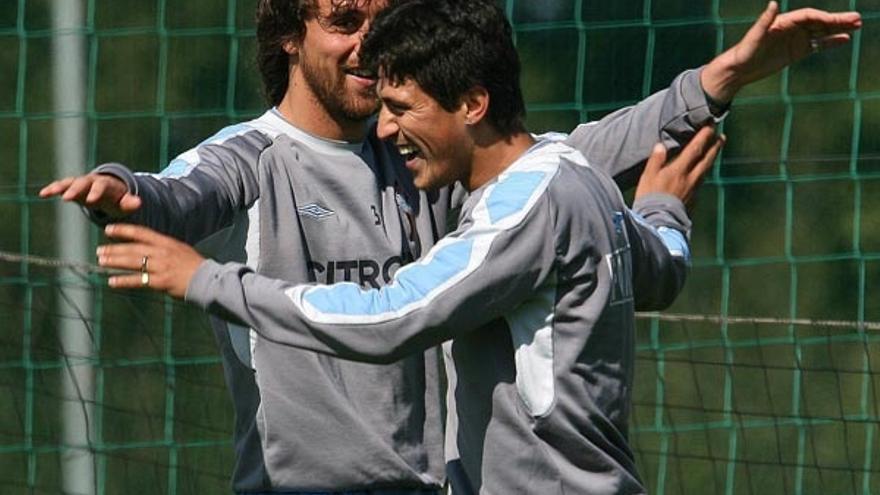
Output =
[
  {"x1": 461, "y1": 86, "x2": 490, "y2": 126},
  {"x1": 282, "y1": 38, "x2": 299, "y2": 56}
]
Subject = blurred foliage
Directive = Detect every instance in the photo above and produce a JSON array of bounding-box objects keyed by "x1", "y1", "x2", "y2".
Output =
[{"x1": 0, "y1": 0, "x2": 878, "y2": 493}]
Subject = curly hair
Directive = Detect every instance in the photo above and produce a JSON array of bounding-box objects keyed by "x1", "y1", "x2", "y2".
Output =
[
  {"x1": 360, "y1": 0, "x2": 526, "y2": 135},
  {"x1": 255, "y1": 0, "x2": 383, "y2": 106},
  {"x1": 255, "y1": 0, "x2": 310, "y2": 106}
]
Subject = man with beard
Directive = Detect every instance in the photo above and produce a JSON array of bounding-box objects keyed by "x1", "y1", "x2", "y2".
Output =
[{"x1": 40, "y1": 0, "x2": 861, "y2": 493}]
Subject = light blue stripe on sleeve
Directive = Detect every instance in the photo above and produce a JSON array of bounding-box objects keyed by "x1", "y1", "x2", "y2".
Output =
[
  {"x1": 159, "y1": 124, "x2": 252, "y2": 178},
  {"x1": 201, "y1": 123, "x2": 250, "y2": 145},
  {"x1": 656, "y1": 226, "x2": 690, "y2": 261},
  {"x1": 158, "y1": 158, "x2": 192, "y2": 178},
  {"x1": 487, "y1": 171, "x2": 547, "y2": 224},
  {"x1": 303, "y1": 238, "x2": 474, "y2": 316}
]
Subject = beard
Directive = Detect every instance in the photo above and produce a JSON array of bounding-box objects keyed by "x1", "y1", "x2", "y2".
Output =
[{"x1": 299, "y1": 53, "x2": 379, "y2": 123}]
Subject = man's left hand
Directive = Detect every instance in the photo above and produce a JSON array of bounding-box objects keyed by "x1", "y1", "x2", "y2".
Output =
[
  {"x1": 701, "y1": 1, "x2": 861, "y2": 103},
  {"x1": 97, "y1": 224, "x2": 204, "y2": 299}
]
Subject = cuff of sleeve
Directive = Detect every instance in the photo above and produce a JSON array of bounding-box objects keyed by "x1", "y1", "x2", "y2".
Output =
[
  {"x1": 93, "y1": 162, "x2": 140, "y2": 196},
  {"x1": 632, "y1": 193, "x2": 692, "y2": 234},
  {"x1": 86, "y1": 163, "x2": 139, "y2": 225},
  {"x1": 683, "y1": 67, "x2": 729, "y2": 123},
  {"x1": 184, "y1": 259, "x2": 224, "y2": 310}
]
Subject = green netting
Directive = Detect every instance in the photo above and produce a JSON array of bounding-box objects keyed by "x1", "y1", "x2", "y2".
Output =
[{"x1": 0, "y1": 0, "x2": 878, "y2": 493}]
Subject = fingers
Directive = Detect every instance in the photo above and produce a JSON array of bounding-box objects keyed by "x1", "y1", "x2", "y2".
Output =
[
  {"x1": 744, "y1": 1, "x2": 780, "y2": 43},
  {"x1": 688, "y1": 134, "x2": 725, "y2": 185},
  {"x1": 757, "y1": 1, "x2": 780, "y2": 32},
  {"x1": 800, "y1": 9, "x2": 862, "y2": 32},
  {"x1": 835, "y1": 12, "x2": 863, "y2": 30},
  {"x1": 97, "y1": 224, "x2": 203, "y2": 298},
  {"x1": 60, "y1": 175, "x2": 96, "y2": 202},
  {"x1": 38, "y1": 174, "x2": 136, "y2": 215},
  {"x1": 644, "y1": 143, "x2": 667, "y2": 176},
  {"x1": 104, "y1": 223, "x2": 168, "y2": 246},
  {"x1": 776, "y1": 8, "x2": 862, "y2": 37},
  {"x1": 85, "y1": 176, "x2": 111, "y2": 203},
  {"x1": 118, "y1": 193, "x2": 143, "y2": 213},
  {"x1": 39, "y1": 177, "x2": 76, "y2": 198},
  {"x1": 95, "y1": 239, "x2": 152, "y2": 289},
  {"x1": 675, "y1": 125, "x2": 718, "y2": 171},
  {"x1": 98, "y1": 224, "x2": 170, "y2": 276},
  {"x1": 106, "y1": 272, "x2": 151, "y2": 290},
  {"x1": 97, "y1": 230, "x2": 161, "y2": 290},
  {"x1": 816, "y1": 33, "x2": 853, "y2": 51},
  {"x1": 96, "y1": 243, "x2": 150, "y2": 271}
]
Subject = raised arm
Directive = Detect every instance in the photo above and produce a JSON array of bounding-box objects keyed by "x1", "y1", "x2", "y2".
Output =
[
  {"x1": 564, "y1": 68, "x2": 717, "y2": 190},
  {"x1": 566, "y1": 1, "x2": 860, "y2": 190},
  {"x1": 40, "y1": 124, "x2": 270, "y2": 244},
  {"x1": 701, "y1": 1, "x2": 861, "y2": 103}
]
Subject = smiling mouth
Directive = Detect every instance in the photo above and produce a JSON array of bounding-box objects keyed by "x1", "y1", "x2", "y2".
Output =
[
  {"x1": 398, "y1": 144, "x2": 423, "y2": 162},
  {"x1": 344, "y1": 67, "x2": 376, "y2": 81}
]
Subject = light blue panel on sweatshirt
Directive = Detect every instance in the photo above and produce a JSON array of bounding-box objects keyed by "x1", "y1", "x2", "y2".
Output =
[
  {"x1": 201, "y1": 123, "x2": 250, "y2": 145},
  {"x1": 656, "y1": 226, "x2": 690, "y2": 260},
  {"x1": 158, "y1": 158, "x2": 192, "y2": 178},
  {"x1": 486, "y1": 171, "x2": 546, "y2": 225},
  {"x1": 303, "y1": 238, "x2": 474, "y2": 316}
]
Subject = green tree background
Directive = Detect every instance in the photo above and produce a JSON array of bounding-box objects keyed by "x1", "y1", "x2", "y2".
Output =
[{"x1": 0, "y1": 0, "x2": 878, "y2": 493}]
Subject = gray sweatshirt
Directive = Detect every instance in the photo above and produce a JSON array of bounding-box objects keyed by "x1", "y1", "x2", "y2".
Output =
[
  {"x1": 93, "y1": 68, "x2": 715, "y2": 491},
  {"x1": 186, "y1": 138, "x2": 691, "y2": 494}
]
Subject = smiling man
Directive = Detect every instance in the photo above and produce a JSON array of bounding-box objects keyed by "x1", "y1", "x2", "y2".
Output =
[
  {"x1": 94, "y1": 1, "x2": 724, "y2": 492},
  {"x1": 41, "y1": 0, "x2": 861, "y2": 493}
]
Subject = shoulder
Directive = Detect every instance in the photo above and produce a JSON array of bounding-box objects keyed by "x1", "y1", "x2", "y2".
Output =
[
  {"x1": 155, "y1": 114, "x2": 281, "y2": 179},
  {"x1": 524, "y1": 141, "x2": 626, "y2": 228},
  {"x1": 200, "y1": 110, "x2": 287, "y2": 150},
  {"x1": 458, "y1": 141, "x2": 572, "y2": 233}
]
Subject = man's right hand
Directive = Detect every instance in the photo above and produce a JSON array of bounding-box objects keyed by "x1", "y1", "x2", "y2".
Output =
[{"x1": 39, "y1": 173, "x2": 142, "y2": 218}]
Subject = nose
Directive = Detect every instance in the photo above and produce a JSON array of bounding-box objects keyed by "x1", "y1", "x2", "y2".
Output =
[
  {"x1": 349, "y1": 22, "x2": 371, "y2": 71},
  {"x1": 353, "y1": 17, "x2": 371, "y2": 52},
  {"x1": 376, "y1": 105, "x2": 398, "y2": 141}
]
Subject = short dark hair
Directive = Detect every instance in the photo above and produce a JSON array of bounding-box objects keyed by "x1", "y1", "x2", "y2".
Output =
[{"x1": 361, "y1": 0, "x2": 526, "y2": 136}]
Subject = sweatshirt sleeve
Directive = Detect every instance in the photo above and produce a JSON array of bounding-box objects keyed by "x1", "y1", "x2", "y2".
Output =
[
  {"x1": 185, "y1": 169, "x2": 560, "y2": 364},
  {"x1": 88, "y1": 125, "x2": 269, "y2": 245},
  {"x1": 564, "y1": 68, "x2": 725, "y2": 190},
  {"x1": 626, "y1": 192, "x2": 692, "y2": 310}
]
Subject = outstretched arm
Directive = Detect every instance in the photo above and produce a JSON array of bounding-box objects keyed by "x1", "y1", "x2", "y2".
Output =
[
  {"x1": 567, "y1": 1, "x2": 860, "y2": 189},
  {"x1": 39, "y1": 126, "x2": 269, "y2": 244},
  {"x1": 564, "y1": 69, "x2": 717, "y2": 190},
  {"x1": 95, "y1": 176, "x2": 561, "y2": 363},
  {"x1": 701, "y1": 1, "x2": 861, "y2": 103},
  {"x1": 40, "y1": 173, "x2": 142, "y2": 219}
]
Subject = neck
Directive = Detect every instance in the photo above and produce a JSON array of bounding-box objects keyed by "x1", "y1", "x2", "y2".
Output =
[
  {"x1": 276, "y1": 71, "x2": 369, "y2": 142},
  {"x1": 466, "y1": 128, "x2": 535, "y2": 191}
]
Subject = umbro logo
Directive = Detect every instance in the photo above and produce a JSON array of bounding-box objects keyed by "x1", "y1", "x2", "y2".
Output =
[{"x1": 298, "y1": 203, "x2": 335, "y2": 219}]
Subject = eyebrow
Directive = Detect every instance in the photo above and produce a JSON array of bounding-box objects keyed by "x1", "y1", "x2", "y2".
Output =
[
  {"x1": 327, "y1": 0, "x2": 370, "y2": 17},
  {"x1": 380, "y1": 95, "x2": 408, "y2": 111}
]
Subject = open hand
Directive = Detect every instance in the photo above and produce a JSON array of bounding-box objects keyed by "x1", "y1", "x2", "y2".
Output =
[
  {"x1": 40, "y1": 174, "x2": 142, "y2": 218},
  {"x1": 97, "y1": 224, "x2": 204, "y2": 299},
  {"x1": 701, "y1": 1, "x2": 862, "y2": 103}
]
